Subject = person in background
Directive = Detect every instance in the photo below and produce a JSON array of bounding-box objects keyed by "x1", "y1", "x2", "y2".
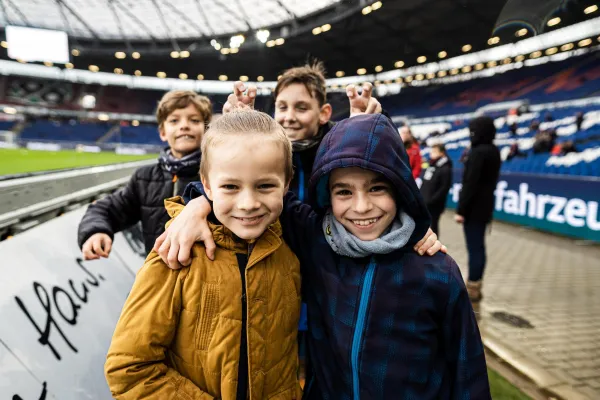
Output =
[
  {"x1": 455, "y1": 116, "x2": 501, "y2": 302},
  {"x1": 576, "y1": 111, "x2": 584, "y2": 131},
  {"x1": 399, "y1": 125, "x2": 422, "y2": 179},
  {"x1": 78, "y1": 90, "x2": 211, "y2": 257},
  {"x1": 420, "y1": 144, "x2": 453, "y2": 237}
]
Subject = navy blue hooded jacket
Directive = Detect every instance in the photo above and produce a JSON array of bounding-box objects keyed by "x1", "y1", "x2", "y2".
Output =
[{"x1": 278, "y1": 114, "x2": 490, "y2": 400}]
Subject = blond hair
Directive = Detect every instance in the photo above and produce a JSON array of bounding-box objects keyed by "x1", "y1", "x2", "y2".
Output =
[
  {"x1": 156, "y1": 90, "x2": 212, "y2": 128},
  {"x1": 274, "y1": 61, "x2": 327, "y2": 106},
  {"x1": 200, "y1": 109, "x2": 293, "y2": 183}
]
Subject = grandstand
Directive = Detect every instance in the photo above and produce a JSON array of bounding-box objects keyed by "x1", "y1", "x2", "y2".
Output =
[{"x1": 1, "y1": 1, "x2": 599, "y2": 399}]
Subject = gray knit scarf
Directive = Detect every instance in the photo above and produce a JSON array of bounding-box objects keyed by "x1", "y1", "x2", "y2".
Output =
[
  {"x1": 158, "y1": 148, "x2": 201, "y2": 175},
  {"x1": 322, "y1": 210, "x2": 416, "y2": 258}
]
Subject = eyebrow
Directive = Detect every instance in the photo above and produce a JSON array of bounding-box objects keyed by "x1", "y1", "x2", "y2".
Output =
[{"x1": 330, "y1": 177, "x2": 388, "y2": 191}]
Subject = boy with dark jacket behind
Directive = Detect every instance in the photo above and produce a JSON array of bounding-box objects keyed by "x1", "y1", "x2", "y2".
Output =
[
  {"x1": 421, "y1": 143, "x2": 453, "y2": 237},
  {"x1": 77, "y1": 90, "x2": 212, "y2": 257}
]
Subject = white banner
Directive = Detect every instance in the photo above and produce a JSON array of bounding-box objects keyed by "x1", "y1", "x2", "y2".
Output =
[{"x1": 0, "y1": 208, "x2": 146, "y2": 399}]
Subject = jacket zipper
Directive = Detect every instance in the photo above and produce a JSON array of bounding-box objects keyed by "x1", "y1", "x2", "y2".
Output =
[
  {"x1": 236, "y1": 251, "x2": 249, "y2": 400},
  {"x1": 350, "y1": 258, "x2": 376, "y2": 400}
]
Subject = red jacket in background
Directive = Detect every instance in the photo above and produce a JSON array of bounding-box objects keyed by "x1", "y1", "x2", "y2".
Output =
[{"x1": 406, "y1": 142, "x2": 422, "y2": 179}]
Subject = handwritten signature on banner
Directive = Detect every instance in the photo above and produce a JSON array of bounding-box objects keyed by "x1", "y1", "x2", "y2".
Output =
[
  {"x1": 14, "y1": 258, "x2": 106, "y2": 360},
  {"x1": 12, "y1": 382, "x2": 47, "y2": 400}
]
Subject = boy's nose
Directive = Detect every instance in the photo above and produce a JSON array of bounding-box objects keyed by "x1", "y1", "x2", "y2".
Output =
[
  {"x1": 353, "y1": 194, "x2": 373, "y2": 213},
  {"x1": 237, "y1": 191, "x2": 260, "y2": 211}
]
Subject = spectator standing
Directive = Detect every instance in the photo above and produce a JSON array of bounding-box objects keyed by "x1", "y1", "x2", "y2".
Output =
[
  {"x1": 399, "y1": 126, "x2": 422, "y2": 179},
  {"x1": 421, "y1": 144, "x2": 453, "y2": 237},
  {"x1": 455, "y1": 116, "x2": 501, "y2": 302}
]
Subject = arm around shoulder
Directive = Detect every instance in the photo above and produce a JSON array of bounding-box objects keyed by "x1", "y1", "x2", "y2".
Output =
[{"x1": 105, "y1": 252, "x2": 213, "y2": 399}]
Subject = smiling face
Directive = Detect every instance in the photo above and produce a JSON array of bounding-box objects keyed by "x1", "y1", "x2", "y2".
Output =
[
  {"x1": 329, "y1": 167, "x2": 397, "y2": 241},
  {"x1": 202, "y1": 135, "x2": 289, "y2": 240},
  {"x1": 274, "y1": 83, "x2": 331, "y2": 142},
  {"x1": 159, "y1": 103, "x2": 206, "y2": 158}
]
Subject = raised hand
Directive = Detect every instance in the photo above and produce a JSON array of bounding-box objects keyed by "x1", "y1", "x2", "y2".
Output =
[
  {"x1": 223, "y1": 81, "x2": 257, "y2": 113},
  {"x1": 347, "y1": 82, "x2": 382, "y2": 117}
]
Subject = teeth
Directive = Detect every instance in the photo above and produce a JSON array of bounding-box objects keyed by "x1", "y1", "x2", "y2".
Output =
[
  {"x1": 239, "y1": 216, "x2": 261, "y2": 221},
  {"x1": 352, "y1": 218, "x2": 378, "y2": 226}
]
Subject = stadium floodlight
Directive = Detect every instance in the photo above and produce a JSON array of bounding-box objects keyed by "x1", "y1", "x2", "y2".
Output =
[
  {"x1": 375, "y1": 65, "x2": 383, "y2": 72},
  {"x1": 134, "y1": 70, "x2": 142, "y2": 76},
  {"x1": 115, "y1": 51, "x2": 126, "y2": 59},
  {"x1": 180, "y1": 50, "x2": 190, "y2": 58},
  {"x1": 321, "y1": 24, "x2": 332, "y2": 32},
  {"x1": 197, "y1": 74, "x2": 204, "y2": 80},
  {"x1": 257, "y1": 76, "x2": 264, "y2": 82},
  {"x1": 312, "y1": 27, "x2": 322, "y2": 35},
  {"x1": 132, "y1": 51, "x2": 141, "y2": 59},
  {"x1": 336, "y1": 70, "x2": 345, "y2": 77},
  {"x1": 3, "y1": 107, "x2": 17, "y2": 114},
  {"x1": 417, "y1": 56, "x2": 427, "y2": 63},
  {"x1": 6, "y1": 26, "x2": 69, "y2": 63},
  {"x1": 170, "y1": 51, "x2": 180, "y2": 58},
  {"x1": 372, "y1": 1, "x2": 382, "y2": 11},
  {"x1": 584, "y1": 5, "x2": 598, "y2": 14},
  {"x1": 357, "y1": 68, "x2": 367, "y2": 75},
  {"x1": 71, "y1": 48, "x2": 80, "y2": 56},
  {"x1": 239, "y1": 75, "x2": 249, "y2": 82},
  {"x1": 394, "y1": 60, "x2": 404, "y2": 68},
  {"x1": 256, "y1": 30, "x2": 270, "y2": 43},
  {"x1": 219, "y1": 75, "x2": 228, "y2": 81},
  {"x1": 578, "y1": 38, "x2": 592, "y2": 47},
  {"x1": 516, "y1": 28, "x2": 528, "y2": 37},
  {"x1": 275, "y1": 38, "x2": 285, "y2": 45},
  {"x1": 179, "y1": 73, "x2": 188, "y2": 80},
  {"x1": 81, "y1": 94, "x2": 96, "y2": 109},
  {"x1": 230, "y1": 34, "x2": 245, "y2": 49},
  {"x1": 0, "y1": 41, "x2": 7, "y2": 48},
  {"x1": 547, "y1": 17, "x2": 561, "y2": 27},
  {"x1": 65, "y1": 63, "x2": 74, "y2": 69},
  {"x1": 462, "y1": 44, "x2": 472, "y2": 52},
  {"x1": 438, "y1": 51, "x2": 447, "y2": 58}
]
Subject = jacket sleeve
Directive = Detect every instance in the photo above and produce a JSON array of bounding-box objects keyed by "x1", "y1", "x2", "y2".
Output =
[
  {"x1": 443, "y1": 258, "x2": 491, "y2": 399},
  {"x1": 411, "y1": 150, "x2": 422, "y2": 179},
  {"x1": 105, "y1": 252, "x2": 214, "y2": 400},
  {"x1": 77, "y1": 171, "x2": 142, "y2": 248},
  {"x1": 456, "y1": 151, "x2": 483, "y2": 216},
  {"x1": 429, "y1": 166, "x2": 453, "y2": 207}
]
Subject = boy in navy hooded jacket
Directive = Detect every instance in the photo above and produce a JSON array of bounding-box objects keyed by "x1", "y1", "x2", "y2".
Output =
[{"x1": 173, "y1": 113, "x2": 490, "y2": 399}]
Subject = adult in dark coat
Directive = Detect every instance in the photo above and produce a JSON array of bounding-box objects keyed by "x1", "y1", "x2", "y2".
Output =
[
  {"x1": 421, "y1": 144, "x2": 453, "y2": 237},
  {"x1": 455, "y1": 116, "x2": 501, "y2": 302}
]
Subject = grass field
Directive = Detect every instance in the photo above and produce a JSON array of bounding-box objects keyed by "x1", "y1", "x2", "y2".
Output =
[
  {"x1": 489, "y1": 368, "x2": 532, "y2": 399},
  {"x1": 0, "y1": 148, "x2": 157, "y2": 176}
]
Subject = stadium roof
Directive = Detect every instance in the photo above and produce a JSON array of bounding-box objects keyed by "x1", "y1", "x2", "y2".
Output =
[{"x1": 1, "y1": 0, "x2": 341, "y2": 39}]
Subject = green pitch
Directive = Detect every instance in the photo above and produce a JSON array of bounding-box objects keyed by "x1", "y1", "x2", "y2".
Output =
[{"x1": 0, "y1": 148, "x2": 157, "y2": 176}]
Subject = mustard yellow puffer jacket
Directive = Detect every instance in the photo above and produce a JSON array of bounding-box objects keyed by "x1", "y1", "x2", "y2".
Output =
[{"x1": 105, "y1": 198, "x2": 302, "y2": 399}]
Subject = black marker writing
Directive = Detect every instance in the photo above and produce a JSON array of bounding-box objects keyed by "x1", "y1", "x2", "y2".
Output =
[
  {"x1": 14, "y1": 258, "x2": 105, "y2": 361},
  {"x1": 13, "y1": 381, "x2": 47, "y2": 400}
]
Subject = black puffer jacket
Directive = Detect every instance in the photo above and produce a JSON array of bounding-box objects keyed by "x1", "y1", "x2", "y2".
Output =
[
  {"x1": 77, "y1": 162, "x2": 200, "y2": 255},
  {"x1": 457, "y1": 116, "x2": 501, "y2": 223},
  {"x1": 421, "y1": 156, "x2": 453, "y2": 214}
]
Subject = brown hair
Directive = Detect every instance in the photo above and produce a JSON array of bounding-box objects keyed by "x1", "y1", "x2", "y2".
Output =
[
  {"x1": 200, "y1": 109, "x2": 293, "y2": 183},
  {"x1": 156, "y1": 90, "x2": 212, "y2": 128},
  {"x1": 274, "y1": 61, "x2": 327, "y2": 106},
  {"x1": 431, "y1": 143, "x2": 447, "y2": 154}
]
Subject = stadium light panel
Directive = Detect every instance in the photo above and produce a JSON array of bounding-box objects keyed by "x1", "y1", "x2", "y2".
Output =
[
  {"x1": 372, "y1": 1, "x2": 382, "y2": 10},
  {"x1": 132, "y1": 120, "x2": 140, "y2": 127},
  {"x1": 375, "y1": 65, "x2": 383, "y2": 72},
  {"x1": 516, "y1": 28, "x2": 528, "y2": 37},
  {"x1": 578, "y1": 38, "x2": 592, "y2": 46},
  {"x1": 322, "y1": 24, "x2": 332, "y2": 32},
  {"x1": 180, "y1": 50, "x2": 190, "y2": 58},
  {"x1": 88, "y1": 65, "x2": 99, "y2": 72},
  {"x1": 545, "y1": 47, "x2": 558, "y2": 55},
  {"x1": 438, "y1": 51, "x2": 447, "y2": 58},
  {"x1": 134, "y1": 70, "x2": 142, "y2": 76},
  {"x1": 114, "y1": 68, "x2": 123, "y2": 74},
  {"x1": 257, "y1": 76, "x2": 264, "y2": 82},
  {"x1": 438, "y1": 70, "x2": 447, "y2": 77},
  {"x1": 65, "y1": 63, "x2": 74, "y2": 69},
  {"x1": 132, "y1": 51, "x2": 141, "y2": 59},
  {"x1": 417, "y1": 56, "x2": 427, "y2": 63},
  {"x1": 256, "y1": 30, "x2": 270, "y2": 43},
  {"x1": 3, "y1": 107, "x2": 17, "y2": 114},
  {"x1": 266, "y1": 40, "x2": 275, "y2": 47},
  {"x1": 197, "y1": 74, "x2": 204, "y2": 80},
  {"x1": 362, "y1": 6, "x2": 372, "y2": 15},
  {"x1": 240, "y1": 75, "x2": 249, "y2": 82},
  {"x1": 547, "y1": 17, "x2": 561, "y2": 27},
  {"x1": 584, "y1": 5, "x2": 598, "y2": 14},
  {"x1": 312, "y1": 27, "x2": 322, "y2": 35},
  {"x1": 157, "y1": 71, "x2": 167, "y2": 78},
  {"x1": 394, "y1": 60, "x2": 404, "y2": 68},
  {"x1": 462, "y1": 44, "x2": 472, "y2": 52},
  {"x1": 357, "y1": 68, "x2": 367, "y2": 75},
  {"x1": 179, "y1": 73, "x2": 188, "y2": 79},
  {"x1": 43, "y1": 61, "x2": 53, "y2": 67},
  {"x1": 71, "y1": 48, "x2": 80, "y2": 56},
  {"x1": 487, "y1": 37, "x2": 500, "y2": 45},
  {"x1": 275, "y1": 38, "x2": 285, "y2": 45},
  {"x1": 219, "y1": 75, "x2": 228, "y2": 81},
  {"x1": 115, "y1": 51, "x2": 126, "y2": 59},
  {"x1": 170, "y1": 51, "x2": 180, "y2": 58},
  {"x1": 1, "y1": 41, "x2": 7, "y2": 48},
  {"x1": 230, "y1": 48, "x2": 239, "y2": 54},
  {"x1": 561, "y1": 43, "x2": 574, "y2": 51},
  {"x1": 336, "y1": 70, "x2": 345, "y2": 77},
  {"x1": 98, "y1": 113, "x2": 110, "y2": 121},
  {"x1": 6, "y1": 26, "x2": 69, "y2": 63}
]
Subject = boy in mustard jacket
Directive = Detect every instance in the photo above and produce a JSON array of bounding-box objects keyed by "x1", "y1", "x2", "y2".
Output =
[{"x1": 105, "y1": 110, "x2": 302, "y2": 400}]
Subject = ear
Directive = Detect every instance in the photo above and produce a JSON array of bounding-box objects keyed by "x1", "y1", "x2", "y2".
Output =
[
  {"x1": 158, "y1": 125, "x2": 168, "y2": 143},
  {"x1": 200, "y1": 175, "x2": 213, "y2": 201},
  {"x1": 319, "y1": 103, "x2": 333, "y2": 125}
]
